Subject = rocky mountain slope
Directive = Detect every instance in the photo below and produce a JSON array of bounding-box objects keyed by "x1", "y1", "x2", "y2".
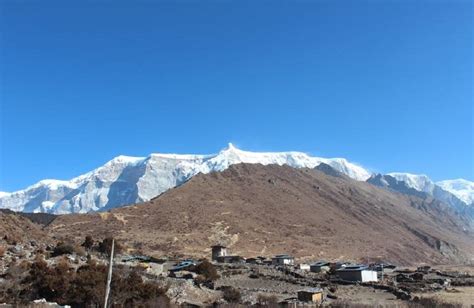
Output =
[
  {"x1": 384, "y1": 173, "x2": 474, "y2": 217},
  {"x1": 46, "y1": 164, "x2": 474, "y2": 266},
  {"x1": 0, "y1": 144, "x2": 371, "y2": 214},
  {"x1": 0, "y1": 210, "x2": 52, "y2": 245}
]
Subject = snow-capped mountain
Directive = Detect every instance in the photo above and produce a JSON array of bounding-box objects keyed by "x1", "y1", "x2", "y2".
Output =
[
  {"x1": 387, "y1": 173, "x2": 435, "y2": 194},
  {"x1": 386, "y1": 173, "x2": 474, "y2": 213},
  {"x1": 0, "y1": 144, "x2": 371, "y2": 214},
  {"x1": 437, "y1": 179, "x2": 474, "y2": 206}
]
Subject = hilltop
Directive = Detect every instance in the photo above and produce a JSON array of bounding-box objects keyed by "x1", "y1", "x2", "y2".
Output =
[{"x1": 46, "y1": 163, "x2": 474, "y2": 266}]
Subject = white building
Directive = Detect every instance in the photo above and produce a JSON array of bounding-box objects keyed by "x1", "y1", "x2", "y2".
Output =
[
  {"x1": 336, "y1": 265, "x2": 378, "y2": 282},
  {"x1": 272, "y1": 254, "x2": 295, "y2": 266},
  {"x1": 211, "y1": 245, "x2": 228, "y2": 261}
]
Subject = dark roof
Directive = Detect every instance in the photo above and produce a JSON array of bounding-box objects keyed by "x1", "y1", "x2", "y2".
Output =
[
  {"x1": 298, "y1": 287, "x2": 323, "y2": 293},
  {"x1": 337, "y1": 264, "x2": 370, "y2": 272},
  {"x1": 211, "y1": 245, "x2": 227, "y2": 248},
  {"x1": 273, "y1": 254, "x2": 294, "y2": 259},
  {"x1": 311, "y1": 261, "x2": 330, "y2": 267},
  {"x1": 170, "y1": 261, "x2": 195, "y2": 272}
]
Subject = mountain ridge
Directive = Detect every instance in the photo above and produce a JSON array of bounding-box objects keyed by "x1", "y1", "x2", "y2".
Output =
[
  {"x1": 46, "y1": 163, "x2": 474, "y2": 265},
  {"x1": 1, "y1": 144, "x2": 473, "y2": 215}
]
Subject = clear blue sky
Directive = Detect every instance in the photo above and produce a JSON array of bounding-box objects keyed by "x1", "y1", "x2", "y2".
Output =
[{"x1": 0, "y1": 0, "x2": 472, "y2": 192}]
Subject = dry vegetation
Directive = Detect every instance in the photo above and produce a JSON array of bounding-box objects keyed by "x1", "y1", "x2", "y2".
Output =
[
  {"x1": 47, "y1": 164, "x2": 474, "y2": 266},
  {"x1": 0, "y1": 254, "x2": 170, "y2": 307}
]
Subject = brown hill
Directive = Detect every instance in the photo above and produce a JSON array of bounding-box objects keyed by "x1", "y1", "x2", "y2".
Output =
[
  {"x1": 46, "y1": 164, "x2": 474, "y2": 265},
  {"x1": 0, "y1": 210, "x2": 51, "y2": 244}
]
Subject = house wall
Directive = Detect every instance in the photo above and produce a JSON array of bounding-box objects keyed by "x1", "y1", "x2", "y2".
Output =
[
  {"x1": 312, "y1": 293, "x2": 322, "y2": 303},
  {"x1": 299, "y1": 264, "x2": 310, "y2": 270},
  {"x1": 211, "y1": 247, "x2": 227, "y2": 261},
  {"x1": 337, "y1": 271, "x2": 362, "y2": 281},
  {"x1": 361, "y1": 270, "x2": 378, "y2": 282},
  {"x1": 272, "y1": 258, "x2": 294, "y2": 265},
  {"x1": 297, "y1": 292, "x2": 322, "y2": 303},
  {"x1": 310, "y1": 265, "x2": 330, "y2": 273},
  {"x1": 338, "y1": 270, "x2": 378, "y2": 282},
  {"x1": 283, "y1": 258, "x2": 294, "y2": 265}
]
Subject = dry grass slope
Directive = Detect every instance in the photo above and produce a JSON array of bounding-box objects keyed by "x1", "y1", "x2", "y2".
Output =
[{"x1": 46, "y1": 164, "x2": 474, "y2": 265}]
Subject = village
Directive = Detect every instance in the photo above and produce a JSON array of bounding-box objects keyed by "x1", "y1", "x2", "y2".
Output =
[
  {"x1": 114, "y1": 244, "x2": 474, "y2": 307},
  {"x1": 1, "y1": 235, "x2": 474, "y2": 307}
]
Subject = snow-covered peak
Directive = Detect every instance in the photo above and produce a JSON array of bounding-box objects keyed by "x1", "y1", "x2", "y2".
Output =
[
  {"x1": 0, "y1": 144, "x2": 374, "y2": 214},
  {"x1": 437, "y1": 179, "x2": 474, "y2": 205},
  {"x1": 387, "y1": 172, "x2": 435, "y2": 193},
  {"x1": 209, "y1": 146, "x2": 371, "y2": 181},
  {"x1": 0, "y1": 192, "x2": 10, "y2": 198},
  {"x1": 108, "y1": 155, "x2": 146, "y2": 165}
]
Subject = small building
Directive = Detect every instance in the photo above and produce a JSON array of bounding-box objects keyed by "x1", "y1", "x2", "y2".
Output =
[
  {"x1": 216, "y1": 255, "x2": 244, "y2": 264},
  {"x1": 246, "y1": 257, "x2": 261, "y2": 264},
  {"x1": 272, "y1": 254, "x2": 295, "y2": 266},
  {"x1": 336, "y1": 265, "x2": 378, "y2": 282},
  {"x1": 369, "y1": 263, "x2": 396, "y2": 273},
  {"x1": 298, "y1": 263, "x2": 311, "y2": 271},
  {"x1": 310, "y1": 261, "x2": 331, "y2": 273},
  {"x1": 211, "y1": 245, "x2": 228, "y2": 261},
  {"x1": 417, "y1": 265, "x2": 431, "y2": 273},
  {"x1": 262, "y1": 258, "x2": 273, "y2": 265},
  {"x1": 297, "y1": 288, "x2": 324, "y2": 303}
]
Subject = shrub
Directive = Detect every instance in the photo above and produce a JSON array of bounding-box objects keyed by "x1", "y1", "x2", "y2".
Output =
[
  {"x1": 256, "y1": 293, "x2": 278, "y2": 307},
  {"x1": 98, "y1": 237, "x2": 123, "y2": 256},
  {"x1": 222, "y1": 286, "x2": 241, "y2": 303},
  {"x1": 51, "y1": 242, "x2": 74, "y2": 257},
  {"x1": 3, "y1": 235, "x2": 19, "y2": 245},
  {"x1": 191, "y1": 259, "x2": 219, "y2": 281},
  {"x1": 74, "y1": 245, "x2": 86, "y2": 257},
  {"x1": 81, "y1": 235, "x2": 94, "y2": 250},
  {"x1": 19, "y1": 256, "x2": 169, "y2": 307}
]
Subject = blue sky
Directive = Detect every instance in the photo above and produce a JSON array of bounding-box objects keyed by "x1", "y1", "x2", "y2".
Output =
[{"x1": 0, "y1": 0, "x2": 472, "y2": 191}]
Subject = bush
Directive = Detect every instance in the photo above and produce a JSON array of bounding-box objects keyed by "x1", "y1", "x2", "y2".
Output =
[
  {"x1": 81, "y1": 235, "x2": 94, "y2": 250},
  {"x1": 191, "y1": 259, "x2": 219, "y2": 281},
  {"x1": 51, "y1": 242, "x2": 74, "y2": 257},
  {"x1": 3, "y1": 235, "x2": 19, "y2": 245},
  {"x1": 19, "y1": 256, "x2": 169, "y2": 307},
  {"x1": 98, "y1": 237, "x2": 123, "y2": 256},
  {"x1": 257, "y1": 293, "x2": 278, "y2": 306},
  {"x1": 222, "y1": 286, "x2": 241, "y2": 303}
]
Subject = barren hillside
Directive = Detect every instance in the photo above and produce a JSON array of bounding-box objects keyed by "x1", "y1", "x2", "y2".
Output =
[
  {"x1": 0, "y1": 210, "x2": 52, "y2": 244},
  {"x1": 46, "y1": 164, "x2": 474, "y2": 265}
]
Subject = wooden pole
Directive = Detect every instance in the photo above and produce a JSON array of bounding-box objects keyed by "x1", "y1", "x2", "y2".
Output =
[{"x1": 104, "y1": 239, "x2": 114, "y2": 308}]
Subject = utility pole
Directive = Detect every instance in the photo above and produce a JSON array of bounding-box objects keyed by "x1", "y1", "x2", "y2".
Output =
[{"x1": 104, "y1": 239, "x2": 115, "y2": 308}]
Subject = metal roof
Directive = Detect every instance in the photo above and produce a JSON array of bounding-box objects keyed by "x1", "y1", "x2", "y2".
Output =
[
  {"x1": 336, "y1": 264, "x2": 369, "y2": 271},
  {"x1": 298, "y1": 287, "x2": 323, "y2": 293},
  {"x1": 273, "y1": 254, "x2": 294, "y2": 259}
]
